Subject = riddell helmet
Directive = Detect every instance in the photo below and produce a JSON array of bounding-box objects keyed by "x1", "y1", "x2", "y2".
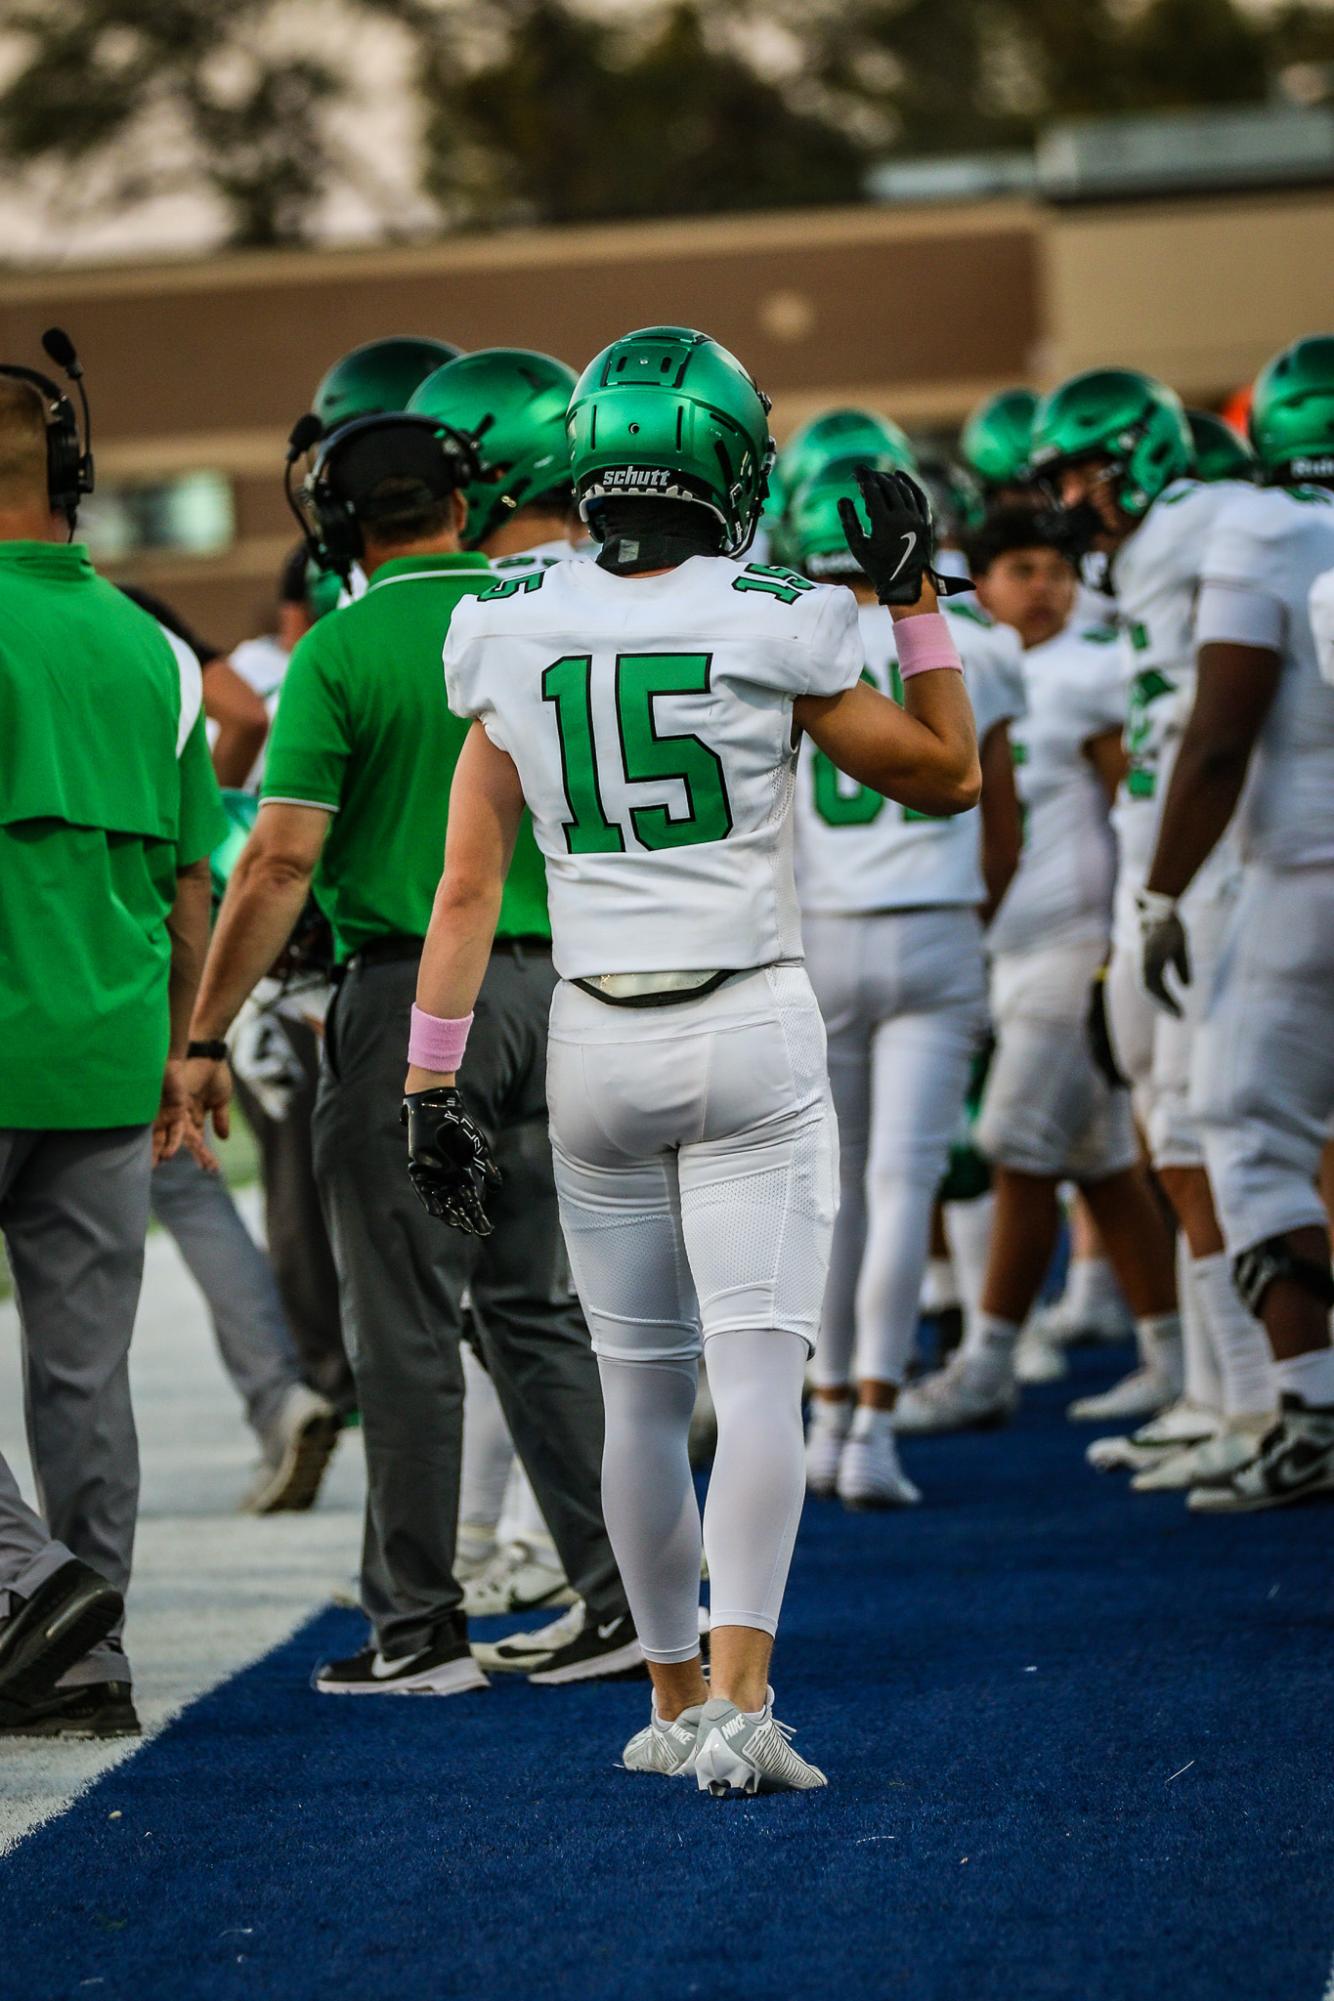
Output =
[
  {"x1": 959, "y1": 387, "x2": 1039, "y2": 491},
  {"x1": 1029, "y1": 368, "x2": 1194, "y2": 522},
  {"x1": 787, "y1": 452, "x2": 910, "y2": 580},
  {"x1": 1248, "y1": 336, "x2": 1334, "y2": 484},
  {"x1": 313, "y1": 337, "x2": 463, "y2": 429},
  {"x1": 1185, "y1": 409, "x2": 1258, "y2": 484},
  {"x1": 567, "y1": 327, "x2": 775, "y2": 555},
  {"x1": 409, "y1": 347, "x2": 577, "y2": 549}
]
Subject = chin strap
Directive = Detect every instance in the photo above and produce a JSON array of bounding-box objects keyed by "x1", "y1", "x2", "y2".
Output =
[{"x1": 594, "y1": 499, "x2": 724, "y2": 575}]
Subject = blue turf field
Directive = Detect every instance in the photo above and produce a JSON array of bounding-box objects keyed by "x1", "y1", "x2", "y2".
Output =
[{"x1": 7, "y1": 1345, "x2": 1333, "y2": 2001}]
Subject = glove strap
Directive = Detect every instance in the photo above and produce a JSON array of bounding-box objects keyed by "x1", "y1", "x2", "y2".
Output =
[
  {"x1": 1135, "y1": 887, "x2": 1178, "y2": 926},
  {"x1": 894, "y1": 612, "x2": 963, "y2": 680},
  {"x1": 407, "y1": 1005, "x2": 473, "y2": 1073}
]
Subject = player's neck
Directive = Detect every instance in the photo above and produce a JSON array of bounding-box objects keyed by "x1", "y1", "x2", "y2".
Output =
[{"x1": 484, "y1": 512, "x2": 573, "y2": 559}]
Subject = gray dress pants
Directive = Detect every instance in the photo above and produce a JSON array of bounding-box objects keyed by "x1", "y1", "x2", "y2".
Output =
[
  {"x1": 313, "y1": 948, "x2": 626, "y2": 1657},
  {"x1": 0, "y1": 1124, "x2": 150, "y2": 1686}
]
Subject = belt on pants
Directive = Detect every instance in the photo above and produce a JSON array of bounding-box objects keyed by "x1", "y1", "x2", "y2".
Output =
[
  {"x1": 340, "y1": 932, "x2": 552, "y2": 976},
  {"x1": 571, "y1": 967, "x2": 751, "y2": 1009}
]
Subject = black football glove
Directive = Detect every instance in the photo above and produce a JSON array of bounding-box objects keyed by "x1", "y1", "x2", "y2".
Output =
[
  {"x1": 837, "y1": 465, "x2": 971, "y2": 606},
  {"x1": 403, "y1": 1086, "x2": 501, "y2": 1236}
]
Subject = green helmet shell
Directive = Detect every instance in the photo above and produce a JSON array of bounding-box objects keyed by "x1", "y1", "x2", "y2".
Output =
[
  {"x1": 776, "y1": 407, "x2": 917, "y2": 513},
  {"x1": 408, "y1": 347, "x2": 577, "y2": 549},
  {"x1": 567, "y1": 326, "x2": 775, "y2": 556},
  {"x1": 313, "y1": 337, "x2": 463, "y2": 430},
  {"x1": 1186, "y1": 410, "x2": 1257, "y2": 484},
  {"x1": 959, "y1": 387, "x2": 1039, "y2": 490},
  {"x1": 1249, "y1": 336, "x2": 1334, "y2": 482},
  {"x1": 1029, "y1": 368, "x2": 1194, "y2": 521},
  {"x1": 787, "y1": 452, "x2": 906, "y2": 580},
  {"x1": 210, "y1": 790, "x2": 259, "y2": 907}
]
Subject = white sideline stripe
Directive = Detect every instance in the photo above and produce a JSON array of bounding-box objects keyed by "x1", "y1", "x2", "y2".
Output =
[{"x1": 0, "y1": 1189, "x2": 366, "y2": 1858}]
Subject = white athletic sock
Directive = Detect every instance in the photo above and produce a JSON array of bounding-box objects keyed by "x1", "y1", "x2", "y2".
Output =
[
  {"x1": 1274, "y1": 1347, "x2": 1334, "y2": 1409},
  {"x1": 1178, "y1": 1235, "x2": 1222, "y2": 1411},
  {"x1": 849, "y1": 1404, "x2": 895, "y2": 1443},
  {"x1": 920, "y1": 1256, "x2": 960, "y2": 1314},
  {"x1": 1135, "y1": 1312, "x2": 1183, "y2": 1390},
  {"x1": 959, "y1": 1311, "x2": 1020, "y2": 1387},
  {"x1": 597, "y1": 1353, "x2": 702, "y2": 1663},
  {"x1": 1064, "y1": 1254, "x2": 1125, "y2": 1322},
  {"x1": 1191, "y1": 1252, "x2": 1275, "y2": 1418},
  {"x1": 702, "y1": 1329, "x2": 808, "y2": 1637},
  {"x1": 943, "y1": 1192, "x2": 995, "y2": 1329}
]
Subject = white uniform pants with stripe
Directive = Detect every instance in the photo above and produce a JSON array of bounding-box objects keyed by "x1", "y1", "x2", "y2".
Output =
[
  {"x1": 802, "y1": 907, "x2": 988, "y2": 1391},
  {"x1": 546, "y1": 965, "x2": 837, "y2": 1663}
]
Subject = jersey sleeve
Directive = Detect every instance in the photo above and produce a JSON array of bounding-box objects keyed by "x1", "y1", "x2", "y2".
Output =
[
  {"x1": 442, "y1": 599, "x2": 511, "y2": 753},
  {"x1": 797, "y1": 585, "x2": 866, "y2": 699},
  {"x1": 260, "y1": 624, "x2": 352, "y2": 811},
  {"x1": 1311, "y1": 567, "x2": 1334, "y2": 688},
  {"x1": 174, "y1": 708, "x2": 226, "y2": 866},
  {"x1": 1195, "y1": 491, "x2": 1289, "y2": 649}
]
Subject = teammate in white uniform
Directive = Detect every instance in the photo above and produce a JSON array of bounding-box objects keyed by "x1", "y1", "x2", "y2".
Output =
[
  {"x1": 1029, "y1": 370, "x2": 1260, "y2": 1439},
  {"x1": 405, "y1": 327, "x2": 980, "y2": 1794},
  {"x1": 897, "y1": 510, "x2": 1179, "y2": 1434},
  {"x1": 787, "y1": 454, "x2": 1024, "y2": 1505},
  {"x1": 1139, "y1": 336, "x2": 1334, "y2": 1511}
]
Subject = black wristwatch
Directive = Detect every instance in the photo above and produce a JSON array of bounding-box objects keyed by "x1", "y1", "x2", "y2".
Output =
[{"x1": 186, "y1": 1038, "x2": 230, "y2": 1062}]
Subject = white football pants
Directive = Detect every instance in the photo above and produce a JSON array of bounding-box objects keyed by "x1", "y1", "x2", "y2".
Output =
[
  {"x1": 802, "y1": 907, "x2": 987, "y2": 1391},
  {"x1": 546, "y1": 965, "x2": 837, "y2": 1662}
]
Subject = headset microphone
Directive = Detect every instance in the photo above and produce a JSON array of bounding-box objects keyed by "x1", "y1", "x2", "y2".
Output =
[{"x1": 0, "y1": 325, "x2": 95, "y2": 533}]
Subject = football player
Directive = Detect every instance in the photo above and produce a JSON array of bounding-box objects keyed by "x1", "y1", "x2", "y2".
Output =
[
  {"x1": 788, "y1": 451, "x2": 1024, "y2": 1500},
  {"x1": 1028, "y1": 369, "x2": 1267, "y2": 1442},
  {"x1": 1139, "y1": 336, "x2": 1334, "y2": 1510},
  {"x1": 1185, "y1": 410, "x2": 1259, "y2": 487},
  {"x1": 406, "y1": 326, "x2": 979, "y2": 1793},
  {"x1": 959, "y1": 387, "x2": 1039, "y2": 504}
]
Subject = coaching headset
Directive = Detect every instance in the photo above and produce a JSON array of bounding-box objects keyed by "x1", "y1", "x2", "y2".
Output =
[
  {"x1": 284, "y1": 409, "x2": 481, "y2": 582},
  {"x1": 0, "y1": 327, "x2": 95, "y2": 534}
]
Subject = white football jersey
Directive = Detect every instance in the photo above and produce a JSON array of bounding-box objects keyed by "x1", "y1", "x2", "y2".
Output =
[
  {"x1": 1199, "y1": 485, "x2": 1334, "y2": 867},
  {"x1": 794, "y1": 597, "x2": 1025, "y2": 915},
  {"x1": 1107, "y1": 477, "x2": 1251, "y2": 876},
  {"x1": 227, "y1": 633, "x2": 292, "y2": 792},
  {"x1": 1311, "y1": 565, "x2": 1334, "y2": 688},
  {"x1": 444, "y1": 555, "x2": 862, "y2": 978},
  {"x1": 989, "y1": 618, "x2": 1126, "y2": 956}
]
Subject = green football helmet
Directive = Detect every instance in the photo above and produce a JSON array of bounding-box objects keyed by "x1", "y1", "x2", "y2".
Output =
[
  {"x1": 1186, "y1": 409, "x2": 1257, "y2": 485},
  {"x1": 1249, "y1": 336, "x2": 1334, "y2": 483},
  {"x1": 210, "y1": 790, "x2": 258, "y2": 908},
  {"x1": 776, "y1": 407, "x2": 917, "y2": 513},
  {"x1": 408, "y1": 347, "x2": 577, "y2": 549},
  {"x1": 787, "y1": 452, "x2": 906, "y2": 580},
  {"x1": 959, "y1": 387, "x2": 1039, "y2": 491},
  {"x1": 567, "y1": 326, "x2": 775, "y2": 555},
  {"x1": 313, "y1": 337, "x2": 463, "y2": 430},
  {"x1": 1029, "y1": 368, "x2": 1194, "y2": 521}
]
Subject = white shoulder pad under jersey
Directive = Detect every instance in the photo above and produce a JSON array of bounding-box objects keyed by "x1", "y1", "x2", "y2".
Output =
[
  {"x1": 1312, "y1": 565, "x2": 1334, "y2": 688},
  {"x1": 444, "y1": 555, "x2": 862, "y2": 978},
  {"x1": 794, "y1": 596, "x2": 1025, "y2": 916},
  {"x1": 490, "y1": 537, "x2": 587, "y2": 577},
  {"x1": 1107, "y1": 477, "x2": 1250, "y2": 873},
  {"x1": 989, "y1": 619, "x2": 1124, "y2": 956},
  {"x1": 1200, "y1": 484, "x2": 1334, "y2": 868}
]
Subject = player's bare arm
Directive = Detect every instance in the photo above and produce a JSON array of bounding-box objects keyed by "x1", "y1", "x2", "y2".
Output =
[
  {"x1": 794, "y1": 646, "x2": 981, "y2": 817},
  {"x1": 977, "y1": 720, "x2": 1022, "y2": 921}
]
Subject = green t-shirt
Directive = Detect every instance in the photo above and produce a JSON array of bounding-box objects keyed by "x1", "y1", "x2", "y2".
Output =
[
  {"x1": 261, "y1": 552, "x2": 550, "y2": 963},
  {"x1": 0, "y1": 542, "x2": 226, "y2": 1129}
]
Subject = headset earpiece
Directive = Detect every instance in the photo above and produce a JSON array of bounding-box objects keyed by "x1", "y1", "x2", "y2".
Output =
[{"x1": 0, "y1": 329, "x2": 94, "y2": 531}]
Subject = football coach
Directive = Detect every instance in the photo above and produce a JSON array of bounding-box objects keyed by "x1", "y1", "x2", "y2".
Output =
[
  {"x1": 0, "y1": 346, "x2": 224, "y2": 1740},
  {"x1": 185, "y1": 404, "x2": 634, "y2": 1696}
]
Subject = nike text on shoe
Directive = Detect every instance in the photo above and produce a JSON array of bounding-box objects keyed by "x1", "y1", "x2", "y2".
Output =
[
  {"x1": 461, "y1": 1538, "x2": 576, "y2": 1618},
  {"x1": 471, "y1": 1602, "x2": 585, "y2": 1675},
  {"x1": 313, "y1": 1634, "x2": 489, "y2": 1696},
  {"x1": 1187, "y1": 1396, "x2": 1334, "y2": 1514},
  {"x1": 1085, "y1": 1398, "x2": 1218, "y2": 1473},
  {"x1": 0, "y1": 1679, "x2": 140, "y2": 1740},
  {"x1": 621, "y1": 1703, "x2": 704, "y2": 1777},
  {"x1": 0, "y1": 1559, "x2": 123, "y2": 1710},
  {"x1": 1067, "y1": 1367, "x2": 1176, "y2": 1425},
  {"x1": 693, "y1": 1691, "x2": 827, "y2": 1797},
  {"x1": 525, "y1": 1613, "x2": 646, "y2": 1686},
  {"x1": 893, "y1": 1358, "x2": 1017, "y2": 1435}
]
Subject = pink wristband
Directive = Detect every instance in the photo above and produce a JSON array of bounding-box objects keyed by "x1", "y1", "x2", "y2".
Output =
[
  {"x1": 895, "y1": 612, "x2": 964, "y2": 680},
  {"x1": 408, "y1": 1005, "x2": 474, "y2": 1074}
]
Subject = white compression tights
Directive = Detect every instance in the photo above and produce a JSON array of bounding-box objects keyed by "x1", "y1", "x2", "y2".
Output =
[{"x1": 597, "y1": 1329, "x2": 809, "y2": 1665}]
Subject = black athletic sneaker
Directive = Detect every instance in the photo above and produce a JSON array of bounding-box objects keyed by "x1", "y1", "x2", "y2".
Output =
[
  {"x1": 0, "y1": 1680, "x2": 140, "y2": 1739},
  {"x1": 1189, "y1": 1395, "x2": 1334, "y2": 1513},
  {"x1": 313, "y1": 1632, "x2": 489, "y2": 1696},
  {"x1": 0, "y1": 1558, "x2": 123, "y2": 1708},
  {"x1": 526, "y1": 1613, "x2": 646, "y2": 1686}
]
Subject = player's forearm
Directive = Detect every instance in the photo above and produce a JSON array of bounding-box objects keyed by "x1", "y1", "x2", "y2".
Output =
[
  {"x1": 191, "y1": 848, "x2": 312, "y2": 1040},
  {"x1": 210, "y1": 715, "x2": 268, "y2": 787},
  {"x1": 406, "y1": 875, "x2": 503, "y2": 1091},
  {"x1": 1144, "y1": 734, "x2": 1249, "y2": 900},
  {"x1": 166, "y1": 861, "x2": 213, "y2": 1061}
]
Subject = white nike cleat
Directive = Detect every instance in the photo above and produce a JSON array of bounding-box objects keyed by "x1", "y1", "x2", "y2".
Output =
[
  {"x1": 621, "y1": 1703, "x2": 704, "y2": 1777},
  {"x1": 693, "y1": 1690, "x2": 827, "y2": 1797},
  {"x1": 1131, "y1": 1413, "x2": 1272, "y2": 1493},
  {"x1": 1067, "y1": 1367, "x2": 1176, "y2": 1425},
  {"x1": 1027, "y1": 1294, "x2": 1134, "y2": 1349},
  {"x1": 893, "y1": 1357, "x2": 1017, "y2": 1435},
  {"x1": 836, "y1": 1426, "x2": 921, "y2": 1508},
  {"x1": 1188, "y1": 1397, "x2": 1334, "y2": 1514},
  {"x1": 805, "y1": 1400, "x2": 852, "y2": 1497},
  {"x1": 461, "y1": 1537, "x2": 576, "y2": 1618},
  {"x1": 471, "y1": 1601, "x2": 585, "y2": 1674},
  {"x1": 1014, "y1": 1327, "x2": 1069, "y2": 1385},
  {"x1": 1085, "y1": 1398, "x2": 1218, "y2": 1472}
]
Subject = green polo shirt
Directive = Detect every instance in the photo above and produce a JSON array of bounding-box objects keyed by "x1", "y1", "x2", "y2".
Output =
[
  {"x1": 261, "y1": 551, "x2": 549, "y2": 963},
  {"x1": 0, "y1": 542, "x2": 225, "y2": 1129}
]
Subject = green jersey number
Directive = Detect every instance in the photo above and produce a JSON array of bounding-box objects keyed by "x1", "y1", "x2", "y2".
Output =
[
  {"x1": 542, "y1": 652, "x2": 733, "y2": 855},
  {"x1": 809, "y1": 661, "x2": 945, "y2": 827},
  {"x1": 1124, "y1": 665, "x2": 1175, "y2": 800}
]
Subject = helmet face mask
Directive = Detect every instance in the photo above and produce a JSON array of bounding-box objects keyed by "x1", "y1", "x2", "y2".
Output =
[
  {"x1": 408, "y1": 348, "x2": 577, "y2": 549},
  {"x1": 566, "y1": 326, "x2": 775, "y2": 557},
  {"x1": 1030, "y1": 368, "x2": 1193, "y2": 530},
  {"x1": 1248, "y1": 335, "x2": 1334, "y2": 487}
]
